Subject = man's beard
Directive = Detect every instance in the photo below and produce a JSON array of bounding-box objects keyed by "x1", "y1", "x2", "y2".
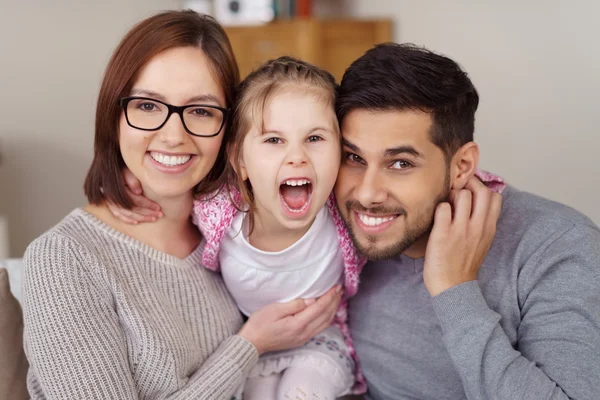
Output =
[{"x1": 343, "y1": 172, "x2": 451, "y2": 261}]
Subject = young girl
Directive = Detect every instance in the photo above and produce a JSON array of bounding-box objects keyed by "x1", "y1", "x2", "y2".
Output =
[{"x1": 195, "y1": 56, "x2": 366, "y2": 399}]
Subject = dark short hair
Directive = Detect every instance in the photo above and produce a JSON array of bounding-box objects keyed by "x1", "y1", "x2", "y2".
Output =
[
  {"x1": 337, "y1": 43, "x2": 479, "y2": 160},
  {"x1": 84, "y1": 10, "x2": 239, "y2": 208}
]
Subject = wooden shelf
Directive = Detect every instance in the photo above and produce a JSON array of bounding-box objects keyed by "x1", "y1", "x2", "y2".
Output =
[{"x1": 225, "y1": 18, "x2": 393, "y2": 81}]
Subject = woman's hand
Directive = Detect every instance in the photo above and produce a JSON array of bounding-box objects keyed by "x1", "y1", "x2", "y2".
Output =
[
  {"x1": 238, "y1": 285, "x2": 343, "y2": 355},
  {"x1": 107, "y1": 168, "x2": 163, "y2": 224}
]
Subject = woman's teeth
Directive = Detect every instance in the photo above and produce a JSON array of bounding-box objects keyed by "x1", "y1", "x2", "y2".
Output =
[
  {"x1": 283, "y1": 179, "x2": 310, "y2": 186},
  {"x1": 150, "y1": 152, "x2": 191, "y2": 166},
  {"x1": 358, "y1": 214, "x2": 397, "y2": 227}
]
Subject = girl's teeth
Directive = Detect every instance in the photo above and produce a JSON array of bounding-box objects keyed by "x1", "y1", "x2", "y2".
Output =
[
  {"x1": 151, "y1": 152, "x2": 191, "y2": 166},
  {"x1": 358, "y1": 214, "x2": 396, "y2": 227},
  {"x1": 284, "y1": 179, "x2": 309, "y2": 186}
]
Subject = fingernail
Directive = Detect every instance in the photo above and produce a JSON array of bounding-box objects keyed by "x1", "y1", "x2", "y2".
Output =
[
  {"x1": 336, "y1": 285, "x2": 342, "y2": 294},
  {"x1": 304, "y1": 298, "x2": 316, "y2": 306}
]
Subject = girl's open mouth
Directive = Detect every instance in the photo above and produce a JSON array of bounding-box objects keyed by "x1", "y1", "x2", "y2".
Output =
[{"x1": 279, "y1": 178, "x2": 313, "y2": 218}]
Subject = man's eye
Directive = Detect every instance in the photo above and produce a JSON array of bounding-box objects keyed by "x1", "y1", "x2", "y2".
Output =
[
  {"x1": 391, "y1": 160, "x2": 413, "y2": 170},
  {"x1": 344, "y1": 152, "x2": 364, "y2": 164}
]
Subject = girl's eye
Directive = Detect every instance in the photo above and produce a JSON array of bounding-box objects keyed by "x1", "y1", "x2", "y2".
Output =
[
  {"x1": 391, "y1": 160, "x2": 413, "y2": 170},
  {"x1": 265, "y1": 137, "x2": 282, "y2": 144},
  {"x1": 307, "y1": 135, "x2": 323, "y2": 142}
]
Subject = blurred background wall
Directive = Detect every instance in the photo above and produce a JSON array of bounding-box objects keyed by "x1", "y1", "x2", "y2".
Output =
[{"x1": 0, "y1": 0, "x2": 598, "y2": 257}]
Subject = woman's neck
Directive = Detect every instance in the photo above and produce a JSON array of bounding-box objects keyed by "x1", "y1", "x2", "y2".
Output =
[{"x1": 86, "y1": 194, "x2": 201, "y2": 259}]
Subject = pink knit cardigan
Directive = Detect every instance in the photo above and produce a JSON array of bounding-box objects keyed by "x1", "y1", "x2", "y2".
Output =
[{"x1": 192, "y1": 170, "x2": 506, "y2": 394}]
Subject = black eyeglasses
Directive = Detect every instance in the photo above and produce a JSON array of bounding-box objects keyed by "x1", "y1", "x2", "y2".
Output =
[{"x1": 119, "y1": 96, "x2": 229, "y2": 137}]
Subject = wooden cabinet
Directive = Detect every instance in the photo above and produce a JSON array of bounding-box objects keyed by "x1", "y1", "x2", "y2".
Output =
[{"x1": 224, "y1": 18, "x2": 392, "y2": 81}]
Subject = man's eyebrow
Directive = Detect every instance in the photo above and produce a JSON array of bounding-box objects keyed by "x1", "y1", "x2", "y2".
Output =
[
  {"x1": 342, "y1": 138, "x2": 360, "y2": 152},
  {"x1": 385, "y1": 146, "x2": 424, "y2": 159},
  {"x1": 343, "y1": 139, "x2": 424, "y2": 159},
  {"x1": 129, "y1": 89, "x2": 223, "y2": 106}
]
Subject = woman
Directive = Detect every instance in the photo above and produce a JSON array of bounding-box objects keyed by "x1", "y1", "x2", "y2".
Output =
[{"x1": 22, "y1": 10, "x2": 341, "y2": 399}]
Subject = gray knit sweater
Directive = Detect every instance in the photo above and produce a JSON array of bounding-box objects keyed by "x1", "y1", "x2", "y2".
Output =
[{"x1": 22, "y1": 208, "x2": 258, "y2": 399}]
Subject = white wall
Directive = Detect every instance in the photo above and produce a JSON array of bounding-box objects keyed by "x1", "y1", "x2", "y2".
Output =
[
  {"x1": 344, "y1": 0, "x2": 600, "y2": 225},
  {"x1": 0, "y1": 0, "x2": 183, "y2": 256}
]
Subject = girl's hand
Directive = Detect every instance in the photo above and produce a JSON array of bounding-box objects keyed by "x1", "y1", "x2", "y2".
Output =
[
  {"x1": 238, "y1": 285, "x2": 343, "y2": 355},
  {"x1": 107, "y1": 168, "x2": 163, "y2": 224}
]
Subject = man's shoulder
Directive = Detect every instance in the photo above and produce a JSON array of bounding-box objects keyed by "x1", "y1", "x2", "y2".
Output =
[{"x1": 496, "y1": 185, "x2": 599, "y2": 254}]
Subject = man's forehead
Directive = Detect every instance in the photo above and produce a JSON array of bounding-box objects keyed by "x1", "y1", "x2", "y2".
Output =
[{"x1": 340, "y1": 109, "x2": 434, "y2": 151}]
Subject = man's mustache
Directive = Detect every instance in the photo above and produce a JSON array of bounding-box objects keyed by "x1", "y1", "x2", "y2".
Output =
[{"x1": 344, "y1": 201, "x2": 407, "y2": 217}]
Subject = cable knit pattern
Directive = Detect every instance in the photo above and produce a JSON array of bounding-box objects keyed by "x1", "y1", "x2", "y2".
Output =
[{"x1": 22, "y1": 209, "x2": 258, "y2": 400}]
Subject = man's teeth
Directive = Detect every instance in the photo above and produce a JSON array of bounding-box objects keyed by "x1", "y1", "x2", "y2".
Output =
[
  {"x1": 151, "y1": 152, "x2": 191, "y2": 166},
  {"x1": 283, "y1": 179, "x2": 310, "y2": 186},
  {"x1": 358, "y1": 213, "x2": 396, "y2": 227}
]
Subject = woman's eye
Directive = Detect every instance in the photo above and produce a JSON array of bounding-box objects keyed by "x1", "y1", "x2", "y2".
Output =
[
  {"x1": 265, "y1": 137, "x2": 282, "y2": 144},
  {"x1": 307, "y1": 135, "x2": 323, "y2": 142},
  {"x1": 138, "y1": 102, "x2": 158, "y2": 112},
  {"x1": 189, "y1": 107, "x2": 213, "y2": 117},
  {"x1": 391, "y1": 160, "x2": 413, "y2": 170}
]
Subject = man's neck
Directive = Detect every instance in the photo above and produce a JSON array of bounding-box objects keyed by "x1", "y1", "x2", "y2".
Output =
[{"x1": 402, "y1": 233, "x2": 430, "y2": 259}]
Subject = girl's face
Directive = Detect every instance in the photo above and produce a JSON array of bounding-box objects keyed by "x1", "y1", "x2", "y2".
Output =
[
  {"x1": 119, "y1": 46, "x2": 226, "y2": 201},
  {"x1": 240, "y1": 89, "x2": 341, "y2": 234}
]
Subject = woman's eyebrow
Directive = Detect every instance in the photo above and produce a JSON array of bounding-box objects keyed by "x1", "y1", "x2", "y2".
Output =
[{"x1": 129, "y1": 89, "x2": 223, "y2": 106}]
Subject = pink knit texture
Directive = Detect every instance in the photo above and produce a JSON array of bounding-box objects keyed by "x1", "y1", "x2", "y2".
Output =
[{"x1": 192, "y1": 169, "x2": 506, "y2": 394}]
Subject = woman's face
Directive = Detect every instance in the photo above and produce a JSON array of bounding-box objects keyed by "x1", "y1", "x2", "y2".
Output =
[{"x1": 119, "y1": 46, "x2": 226, "y2": 201}]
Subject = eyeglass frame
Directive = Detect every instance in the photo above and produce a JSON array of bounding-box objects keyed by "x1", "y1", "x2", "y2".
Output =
[{"x1": 119, "y1": 96, "x2": 230, "y2": 138}]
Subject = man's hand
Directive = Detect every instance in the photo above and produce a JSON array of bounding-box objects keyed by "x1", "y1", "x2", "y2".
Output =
[{"x1": 423, "y1": 177, "x2": 502, "y2": 297}]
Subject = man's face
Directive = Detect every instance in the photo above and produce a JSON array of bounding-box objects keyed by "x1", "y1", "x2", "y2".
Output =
[{"x1": 335, "y1": 109, "x2": 450, "y2": 260}]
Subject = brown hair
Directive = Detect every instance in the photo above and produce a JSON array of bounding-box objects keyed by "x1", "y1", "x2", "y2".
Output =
[
  {"x1": 84, "y1": 10, "x2": 239, "y2": 208},
  {"x1": 221, "y1": 56, "x2": 338, "y2": 231}
]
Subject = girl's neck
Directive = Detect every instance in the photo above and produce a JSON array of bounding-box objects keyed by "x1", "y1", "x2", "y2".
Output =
[
  {"x1": 248, "y1": 211, "x2": 314, "y2": 252},
  {"x1": 86, "y1": 193, "x2": 201, "y2": 259}
]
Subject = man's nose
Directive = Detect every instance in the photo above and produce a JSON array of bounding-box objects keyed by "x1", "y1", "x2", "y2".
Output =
[{"x1": 353, "y1": 168, "x2": 388, "y2": 207}]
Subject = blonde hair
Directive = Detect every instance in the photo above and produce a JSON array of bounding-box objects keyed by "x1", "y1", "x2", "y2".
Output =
[{"x1": 220, "y1": 56, "x2": 339, "y2": 232}]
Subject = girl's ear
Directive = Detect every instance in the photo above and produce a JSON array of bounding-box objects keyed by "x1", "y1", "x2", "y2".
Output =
[
  {"x1": 450, "y1": 142, "x2": 479, "y2": 190},
  {"x1": 227, "y1": 142, "x2": 248, "y2": 181}
]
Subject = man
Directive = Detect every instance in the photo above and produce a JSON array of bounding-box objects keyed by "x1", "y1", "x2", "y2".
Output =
[{"x1": 335, "y1": 43, "x2": 600, "y2": 399}]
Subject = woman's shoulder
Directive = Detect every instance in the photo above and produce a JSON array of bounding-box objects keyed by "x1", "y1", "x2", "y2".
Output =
[
  {"x1": 27, "y1": 208, "x2": 104, "y2": 253},
  {"x1": 24, "y1": 208, "x2": 118, "y2": 279}
]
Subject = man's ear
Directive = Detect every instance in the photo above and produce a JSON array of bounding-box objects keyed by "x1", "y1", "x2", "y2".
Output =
[{"x1": 450, "y1": 142, "x2": 479, "y2": 190}]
